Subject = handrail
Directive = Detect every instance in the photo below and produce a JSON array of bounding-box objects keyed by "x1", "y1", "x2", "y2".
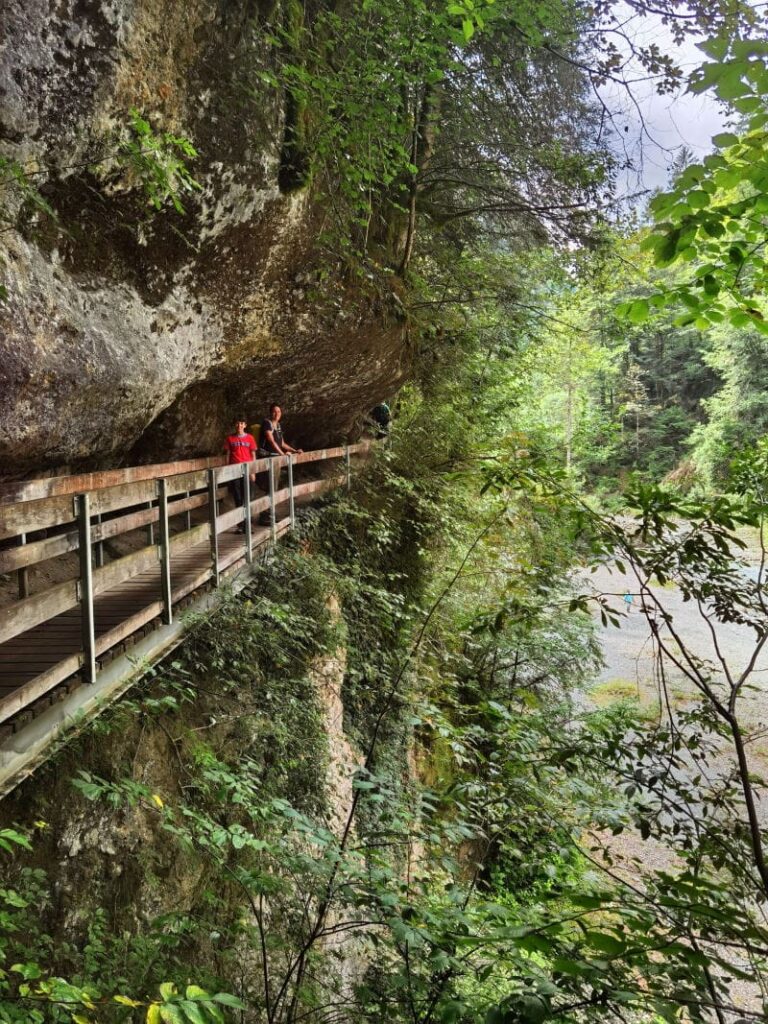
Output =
[
  {"x1": 0, "y1": 456, "x2": 224, "y2": 506},
  {"x1": 0, "y1": 445, "x2": 364, "y2": 510},
  {"x1": 0, "y1": 442, "x2": 371, "y2": 729}
]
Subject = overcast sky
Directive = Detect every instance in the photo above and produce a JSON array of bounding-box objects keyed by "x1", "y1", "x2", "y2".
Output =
[{"x1": 597, "y1": 7, "x2": 728, "y2": 203}]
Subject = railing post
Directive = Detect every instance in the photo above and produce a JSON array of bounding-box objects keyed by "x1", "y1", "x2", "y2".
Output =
[
  {"x1": 184, "y1": 490, "x2": 192, "y2": 532},
  {"x1": 94, "y1": 513, "x2": 104, "y2": 568},
  {"x1": 243, "y1": 464, "x2": 253, "y2": 563},
  {"x1": 146, "y1": 501, "x2": 155, "y2": 545},
  {"x1": 17, "y1": 532, "x2": 29, "y2": 599},
  {"x1": 288, "y1": 455, "x2": 295, "y2": 527},
  {"x1": 268, "y1": 460, "x2": 277, "y2": 542},
  {"x1": 157, "y1": 479, "x2": 172, "y2": 625},
  {"x1": 207, "y1": 468, "x2": 220, "y2": 586},
  {"x1": 345, "y1": 445, "x2": 351, "y2": 489},
  {"x1": 76, "y1": 493, "x2": 97, "y2": 684}
]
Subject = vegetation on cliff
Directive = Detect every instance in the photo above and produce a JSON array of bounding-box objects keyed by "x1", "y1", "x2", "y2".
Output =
[{"x1": 4, "y1": 0, "x2": 768, "y2": 1022}]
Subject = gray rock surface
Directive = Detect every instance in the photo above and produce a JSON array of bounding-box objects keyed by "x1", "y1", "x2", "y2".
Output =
[{"x1": 0, "y1": 0, "x2": 406, "y2": 475}]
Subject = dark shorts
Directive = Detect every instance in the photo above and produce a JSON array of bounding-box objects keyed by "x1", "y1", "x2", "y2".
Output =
[
  {"x1": 228, "y1": 475, "x2": 245, "y2": 508},
  {"x1": 256, "y1": 449, "x2": 280, "y2": 493}
]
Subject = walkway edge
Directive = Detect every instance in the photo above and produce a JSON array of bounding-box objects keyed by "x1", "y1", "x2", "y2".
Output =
[{"x1": 0, "y1": 547, "x2": 266, "y2": 800}]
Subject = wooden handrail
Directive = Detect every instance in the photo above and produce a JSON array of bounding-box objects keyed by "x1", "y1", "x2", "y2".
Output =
[
  {"x1": 0, "y1": 442, "x2": 369, "y2": 510},
  {"x1": 0, "y1": 456, "x2": 224, "y2": 507}
]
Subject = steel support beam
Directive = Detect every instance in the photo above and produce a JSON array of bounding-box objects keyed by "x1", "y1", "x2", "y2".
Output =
[
  {"x1": 243, "y1": 464, "x2": 253, "y2": 563},
  {"x1": 157, "y1": 478, "x2": 172, "y2": 625},
  {"x1": 288, "y1": 455, "x2": 295, "y2": 526},
  {"x1": 76, "y1": 493, "x2": 96, "y2": 684},
  {"x1": 207, "y1": 469, "x2": 220, "y2": 586},
  {"x1": 268, "y1": 461, "x2": 277, "y2": 542}
]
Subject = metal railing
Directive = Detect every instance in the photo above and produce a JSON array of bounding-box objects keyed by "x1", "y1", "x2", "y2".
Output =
[{"x1": 0, "y1": 444, "x2": 369, "y2": 725}]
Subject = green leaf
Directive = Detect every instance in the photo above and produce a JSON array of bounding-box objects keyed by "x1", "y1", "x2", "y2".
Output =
[
  {"x1": 552, "y1": 956, "x2": 588, "y2": 976},
  {"x1": 627, "y1": 299, "x2": 649, "y2": 325},
  {"x1": 673, "y1": 313, "x2": 696, "y2": 327},
  {"x1": 1, "y1": 889, "x2": 28, "y2": 908},
  {"x1": 702, "y1": 274, "x2": 720, "y2": 297},
  {"x1": 717, "y1": 66, "x2": 749, "y2": 100},
  {"x1": 687, "y1": 190, "x2": 710, "y2": 209},
  {"x1": 184, "y1": 986, "x2": 210, "y2": 1000},
  {"x1": 698, "y1": 36, "x2": 729, "y2": 61},
  {"x1": 159, "y1": 1007, "x2": 185, "y2": 1024},
  {"x1": 114, "y1": 994, "x2": 143, "y2": 1007},
  {"x1": 0, "y1": 828, "x2": 32, "y2": 853},
  {"x1": 210, "y1": 993, "x2": 246, "y2": 1008},
  {"x1": 179, "y1": 1002, "x2": 208, "y2": 1024},
  {"x1": 729, "y1": 309, "x2": 750, "y2": 328},
  {"x1": 440, "y1": 999, "x2": 465, "y2": 1023},
  {"x1": 585, "y1": 931, "x2": 625, "y2": 955},
  {"x1": 655, "y1": 228, "x2": 681, "y2": 264},
  {"x1": 702, "y1": 219, "x2": 726, "y2": 238},
  {"x1": 11, "y1": 963, "x2": 42, "y2": 980},
  {"x1": 712, "y1": 131, "x2": 740, "y2": 147}
]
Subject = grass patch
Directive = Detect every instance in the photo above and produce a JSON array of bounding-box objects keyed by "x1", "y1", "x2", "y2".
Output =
[
  {"x1": 649, "y1": 576, "x2": 677, "y2": 590},
  {"x1": 590, "y1": 678, "x2": 696, "y2": 726},
  {"x1": 590, "y1": 678, "x2": 662, "y2": 723},
  {"x1": 591, "y1": 678, "x2": 641, "y2": 704}
]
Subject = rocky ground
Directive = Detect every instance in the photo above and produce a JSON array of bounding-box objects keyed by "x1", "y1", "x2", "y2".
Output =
[
  {"x1": 587, "y1": 538, "x2": 768, "y2": 754},
  {"x1": 583, "y1": 532, "x2": 768, "y2": 1018}
]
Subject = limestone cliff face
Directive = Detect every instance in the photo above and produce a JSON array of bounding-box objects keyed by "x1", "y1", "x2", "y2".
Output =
[{"x1": 0, "y1": 0, "x2": 407, "y2": 475}]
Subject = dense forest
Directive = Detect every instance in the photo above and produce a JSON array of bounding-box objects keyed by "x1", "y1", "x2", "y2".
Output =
[{"x1": 3, "y1": 1, "x2": 768, "y2": 1022}]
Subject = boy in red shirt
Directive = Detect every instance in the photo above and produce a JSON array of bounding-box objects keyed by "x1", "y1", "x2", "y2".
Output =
[{"x1": 223, "y1": 416, "x2": 257, "y2": 531}]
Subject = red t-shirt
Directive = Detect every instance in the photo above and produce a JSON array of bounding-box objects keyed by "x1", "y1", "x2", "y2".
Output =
[{"x1": 224, "y1": 432, "x2": 257, "y2": 464}]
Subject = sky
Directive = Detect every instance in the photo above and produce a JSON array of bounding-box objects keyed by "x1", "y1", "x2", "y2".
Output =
[{"x1": 597, "y1": 6, "x2": 728, "y2": 202}]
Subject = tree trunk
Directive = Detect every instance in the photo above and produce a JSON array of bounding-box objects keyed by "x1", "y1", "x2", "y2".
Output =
[{"x1": 397, "y1": 81, "x2": 439, "y2": 274}]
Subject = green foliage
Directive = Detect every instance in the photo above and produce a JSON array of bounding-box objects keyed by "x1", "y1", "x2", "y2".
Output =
[
  {"x1": 0, "y1": 829, "x2": 31, "y2": 855},
  {"x1": 267, "y1": 0, "x2": 499, "y2": 254},
  {"x1": 8, "y1": 8, "x2": 768, "y2": 1023},
  {"x1": 482, "y1": 441, "x2": 768, "y2": 1019},
  {"x1": 0, "y1": 110, "x2": 199, "y2": 302},
  {"x1": 0, "y1": 845, "x2": 242, "y2": 1024},
  {"x1": 117, "y1": 110, "x2": 201, "y2": 214},
  {"x1": 259, "y1": 0, "x2": 609, "y2": 266},
  {"x1": 0, "y1": 158, "x2": 57, "y2": 229},
  {"x1": 630, "y1": 36, "x2": 768, "y2": 331}
]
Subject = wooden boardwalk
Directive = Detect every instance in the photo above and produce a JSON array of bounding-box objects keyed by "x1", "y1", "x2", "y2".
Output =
[
  {"x1": 0, "y1": 446, "x2": 366, "y2": 747},
  {"x1": 0, "y1": 525, "x2": 270, "y2": 725}
]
